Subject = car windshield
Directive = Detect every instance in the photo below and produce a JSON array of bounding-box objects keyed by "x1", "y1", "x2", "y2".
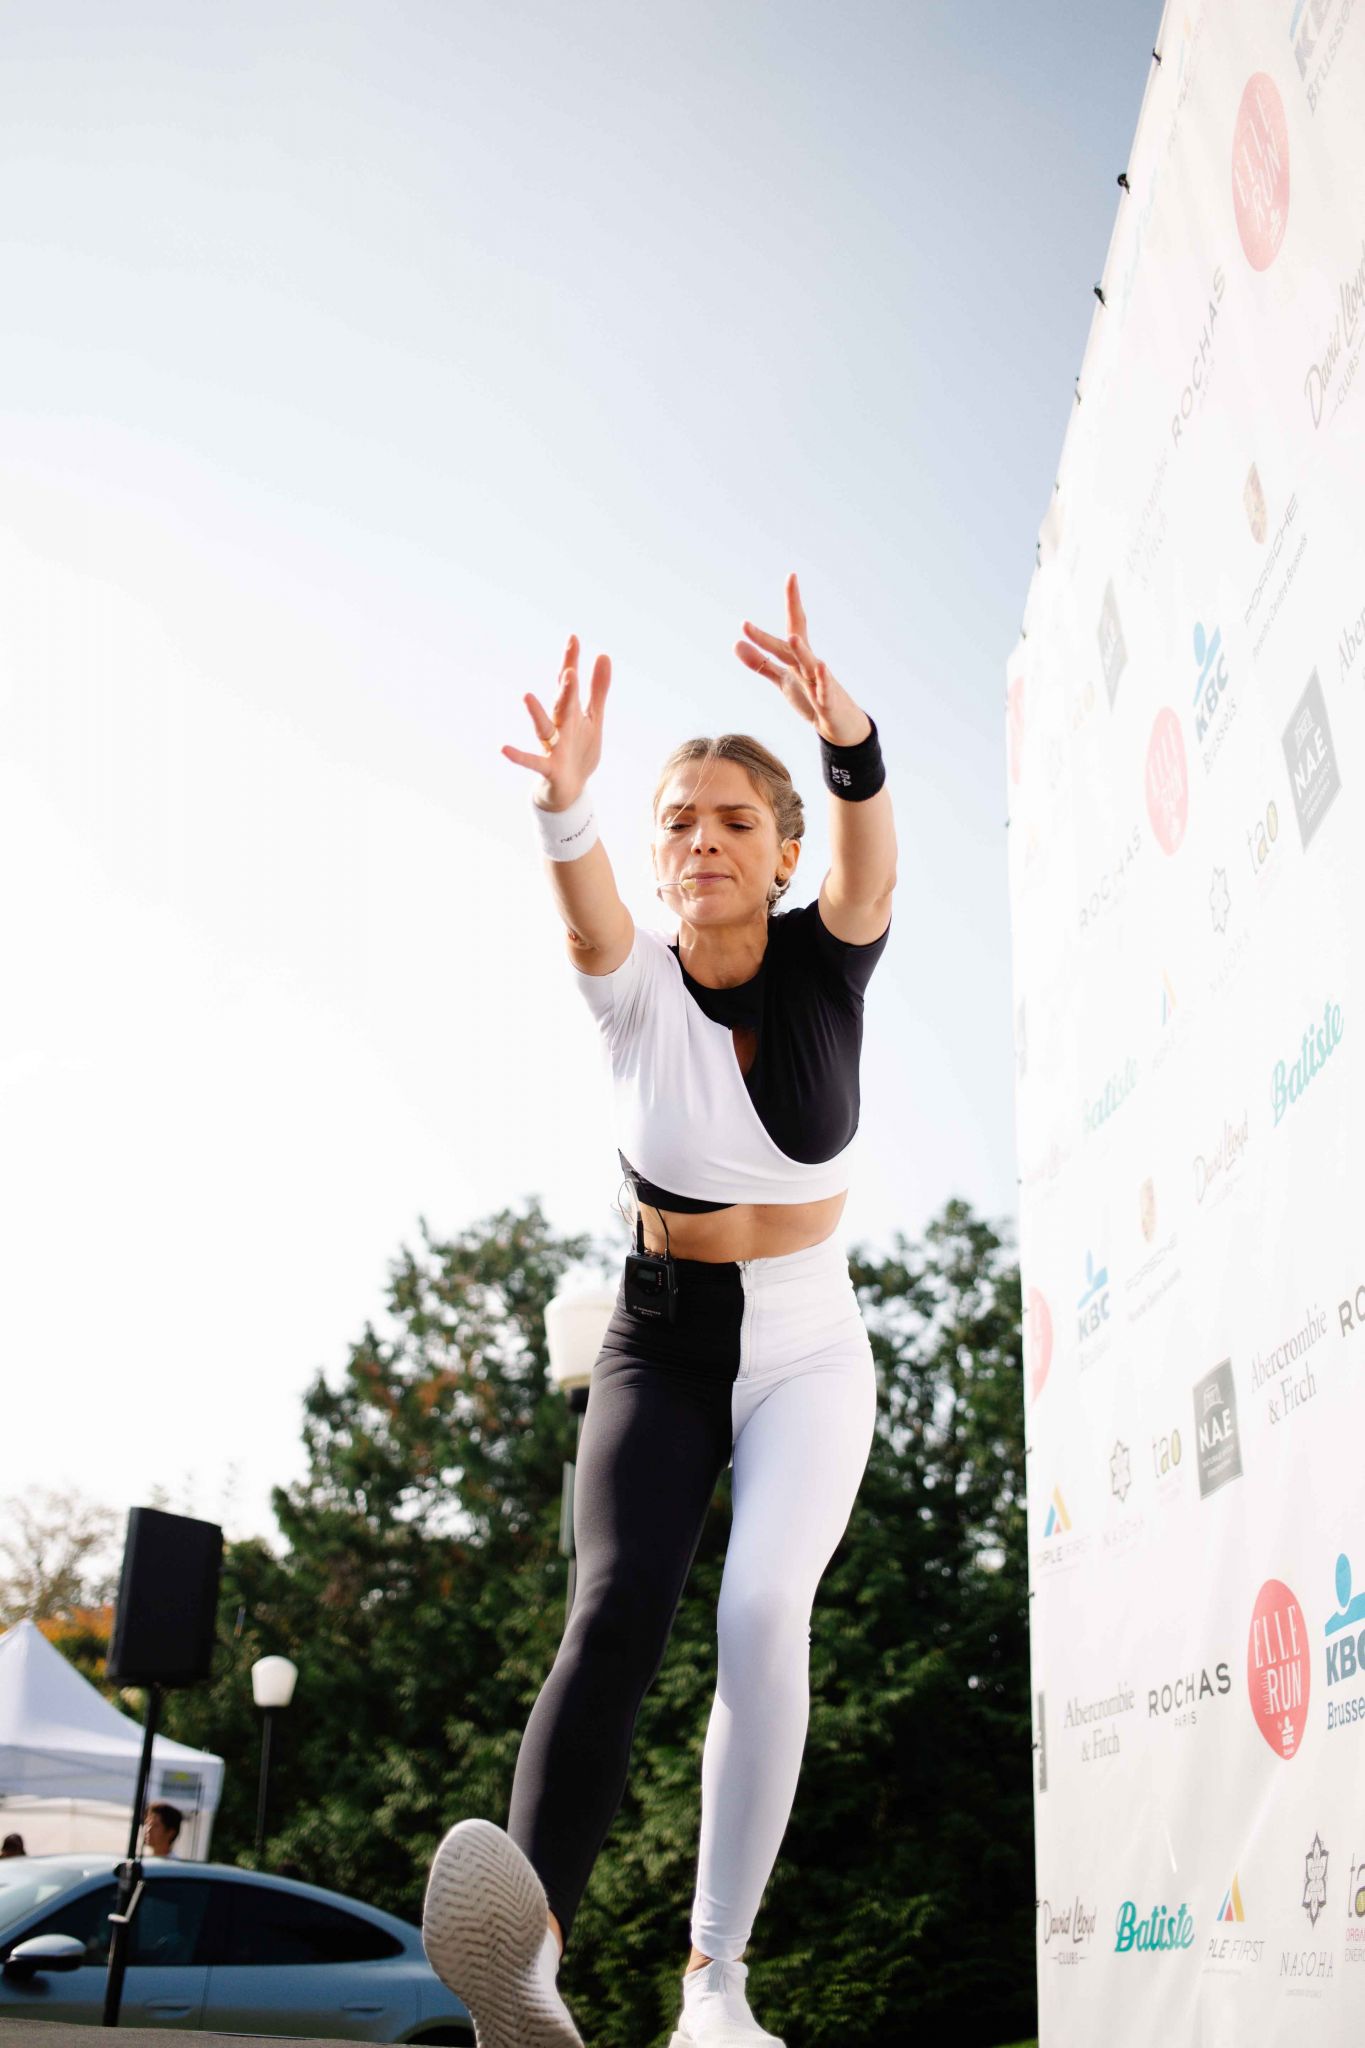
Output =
[{"x1": 0, "y1": 1860, "x2": 111, "y2": 1940}]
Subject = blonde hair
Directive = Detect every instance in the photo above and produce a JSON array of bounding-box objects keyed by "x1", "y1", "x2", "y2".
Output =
[{"x1": 653, "y1": 734, "x2": 805, "y2": 906}]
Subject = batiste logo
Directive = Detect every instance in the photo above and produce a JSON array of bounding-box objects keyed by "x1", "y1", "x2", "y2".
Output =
[
  {"x1": 1114, "y1": 1901, "x2": 1195, "y2": 1954},
  {"x1": 1271, "y1": 998, "x2": 1344, "y2": 1125}
]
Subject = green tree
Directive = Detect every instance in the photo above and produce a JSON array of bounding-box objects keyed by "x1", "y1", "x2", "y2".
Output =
[{"x1": 161, "y1": 1194, "x2": 1035, "y2": 2048}]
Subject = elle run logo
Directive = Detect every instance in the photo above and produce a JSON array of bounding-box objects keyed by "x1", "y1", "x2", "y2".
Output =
[
  {"x1": 1144, "y1": 709, "x2": 1189, "y2": 854},
  {"x1": 1271, "y1": 998, "x2": 1344, "y2": 1124},
  {"x1": 1232, "y1": 74, "x2": 1290, "y2": 271},
  {"x1": 1114, "y1": 1901, "x2": 1195, "y2": 1954},
  {"x1": 1248, "y1": 1578, "x2": 1311, "y2": 1758}
]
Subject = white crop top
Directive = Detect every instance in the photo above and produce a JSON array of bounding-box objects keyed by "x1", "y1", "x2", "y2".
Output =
[{"x1": 571, "y1": 900, "x2": 889, "y2": 1209}]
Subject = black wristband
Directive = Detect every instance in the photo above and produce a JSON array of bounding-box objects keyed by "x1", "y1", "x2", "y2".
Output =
[{"x1": 820, "y1": 716, "x2": 886, "y2": 801}]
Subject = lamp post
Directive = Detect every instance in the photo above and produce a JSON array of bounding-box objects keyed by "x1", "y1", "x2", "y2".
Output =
[
  {"x1": 250, "y1": 1655, "x2": 298, "y2": 1863},
  {"x1": 544, "y1": 1282, "x2": 616, "y2": 1623}
]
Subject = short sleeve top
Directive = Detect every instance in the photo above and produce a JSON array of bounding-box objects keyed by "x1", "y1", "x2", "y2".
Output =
[{"x1": 571, "y1": 897, "x2": 890, "y2": 1210}]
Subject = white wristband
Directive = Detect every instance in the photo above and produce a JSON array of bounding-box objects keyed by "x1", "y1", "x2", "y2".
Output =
[{"x1": 532, "y1": 784, "x2": 599, "y2": 861}]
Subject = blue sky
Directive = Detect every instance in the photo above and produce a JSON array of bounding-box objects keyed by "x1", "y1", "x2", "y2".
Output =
[{"x1": 0, "y1": 0, "x2": 1162, "y2": 1539}]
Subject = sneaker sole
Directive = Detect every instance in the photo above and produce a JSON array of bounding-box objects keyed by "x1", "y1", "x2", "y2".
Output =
[{"x1": 422, "y1": 1818, "x2": 583, "y2": 2048}]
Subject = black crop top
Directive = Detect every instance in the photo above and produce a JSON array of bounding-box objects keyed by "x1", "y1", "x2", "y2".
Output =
[{"x1": 620, "y1": 896, "x2": 890, "y2": 1215}]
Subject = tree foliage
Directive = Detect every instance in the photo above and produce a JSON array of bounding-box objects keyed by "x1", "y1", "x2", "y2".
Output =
[{"x1": 152, "y1": 1194, "x2": 1033, "y2": 2047}]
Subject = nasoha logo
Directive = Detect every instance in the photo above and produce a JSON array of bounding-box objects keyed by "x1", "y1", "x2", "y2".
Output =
[
  {"x1": 1114, "y1": 1901, "x2": 1195, "y2": 1954},
  {"x1": 1232, "y1": 74, "x2": 1290, "y2": 271},
  {"x1": 1248, "y1": 1578, "x2": 1311, "y2": 1758}
]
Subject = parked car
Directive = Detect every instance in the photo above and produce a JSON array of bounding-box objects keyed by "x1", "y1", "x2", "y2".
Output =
[{"x1": 0, "y1": 1853, "x2": 472, "y2": 2043}]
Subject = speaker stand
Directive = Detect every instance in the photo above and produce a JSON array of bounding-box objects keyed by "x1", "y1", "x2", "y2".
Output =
[{"x1": 101, "y1": 1680, "x2": 162, "y2": 2027}]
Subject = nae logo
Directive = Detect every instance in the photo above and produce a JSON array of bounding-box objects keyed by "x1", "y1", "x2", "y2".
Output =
[
  {"x1": 1248, "y1": 1578, "x2": 1311, "y2": 1758},
  {"x1": 1114, "y1": 1901, "x2": 1195, "y2": 1954},
  {"x1": 1192, "y1": 620, "x2": 1238, "y2": 771},
  {"x1": 1282, "y1": 670, "x2": 1342, "y2": 846},
  {"x1": 1098, "y1": 581, "x2": 1127, "y2": 707},
  {"x1": 1324, "y1": 1552, "x2": 1365, "y2": 1732},
  {"x1": 1194, "y1": 1362, "x2": 1243, "y2": 1498}
]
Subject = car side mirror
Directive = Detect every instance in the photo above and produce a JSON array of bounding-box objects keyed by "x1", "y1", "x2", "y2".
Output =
[{"x1": 3, "y1": 1934, "x2": 87, "y2": 1978}]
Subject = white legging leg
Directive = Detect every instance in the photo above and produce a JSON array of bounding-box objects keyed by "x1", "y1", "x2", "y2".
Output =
[{"x1": 689, "y1": 1352, "x2": 877, "y2": 1961}]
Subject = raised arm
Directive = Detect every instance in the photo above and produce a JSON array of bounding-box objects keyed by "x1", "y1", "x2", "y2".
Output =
[
  {"x1": 502, "y1": 634, "x2": 634, "y2": 975},
  {"x1": 736, "y1": 574, "x2": 897, "y2": 944}
]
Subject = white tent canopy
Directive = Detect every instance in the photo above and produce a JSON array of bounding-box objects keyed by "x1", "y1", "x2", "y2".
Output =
[{"x1": 0, "y1": 1619, "x2": 223, "y2": 1856}]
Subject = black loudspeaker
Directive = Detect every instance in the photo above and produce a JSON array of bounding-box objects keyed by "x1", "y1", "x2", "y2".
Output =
[{"x1": 106, "y1": 1508, "x2": 223, "y2": 1687}]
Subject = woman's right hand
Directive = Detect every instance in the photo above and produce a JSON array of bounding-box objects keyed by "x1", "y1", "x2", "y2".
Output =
[{"x1": 502, "y1": 634, "x2": 612, "y2": 813}]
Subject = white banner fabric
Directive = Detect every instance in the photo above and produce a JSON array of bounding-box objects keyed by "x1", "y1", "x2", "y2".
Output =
[{"x1": 1007, "y1": 2, "x2": 1365, "y2": 2042}]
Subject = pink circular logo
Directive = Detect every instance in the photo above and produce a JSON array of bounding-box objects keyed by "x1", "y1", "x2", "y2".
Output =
[
  {"x1": 1144, "y1": 709, "x2": 1189, "y2": 855},
  {"x1": 1026, "y1": 1288, "x2": 1053, "y2": 1405},
  {"x1": 1007, "y1": 677, "x2": 1026, "y2": 785},
  {"x1": 1232, "y1": 74, "x2": 1290, "y2": 272},
  {"x1": 1247, "y1": 1578, "x2": 1310, "y2": 1760}
]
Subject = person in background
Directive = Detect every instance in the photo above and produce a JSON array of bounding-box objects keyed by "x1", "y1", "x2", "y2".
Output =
[
  {"x1": 142, "y1": 1803, "x2": 183, "y2": 1857},
  {"x1": 0, "y1": 1834, "x2": 24, "y2": 1858}
]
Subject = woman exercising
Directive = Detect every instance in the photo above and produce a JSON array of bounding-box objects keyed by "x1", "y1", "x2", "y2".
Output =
[{"x1": 422, "y1": 574, "x2": 896, "y2": 2048}]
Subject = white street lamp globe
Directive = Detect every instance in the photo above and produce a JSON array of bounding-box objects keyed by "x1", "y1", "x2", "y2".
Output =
[
  {"x1": 251, "y1": 1655, "x2": 298, "y2": 1711},
  {"x1": 544, "y1": 1283, "x2": 616, "y2": 1398}
]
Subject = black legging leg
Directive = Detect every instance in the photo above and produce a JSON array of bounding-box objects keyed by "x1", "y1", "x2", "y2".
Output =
[{"x1": 506, "y1": 1351, "x2": 733, "y2": 1950}]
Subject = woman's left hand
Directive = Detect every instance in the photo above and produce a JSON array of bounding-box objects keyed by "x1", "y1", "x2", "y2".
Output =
[{"x1": 736, "y1": 574, "x2": 872, "y2": 747}]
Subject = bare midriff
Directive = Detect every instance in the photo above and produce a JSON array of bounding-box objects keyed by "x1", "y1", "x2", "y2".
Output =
[
  {"x1": 634, "y1": 1019, "x2": 851, "y2": 1260},
  {"x1": 638, "y1": 1190, "x2": 848, "y2": 1263}
]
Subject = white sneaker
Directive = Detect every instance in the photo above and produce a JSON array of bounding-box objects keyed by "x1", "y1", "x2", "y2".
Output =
[
  {"x1": 668, "y1": 1957, "x2": 786, "y2": 2046},
  {"x1": 421, "y1": 1818, "x2": 584, "y2": 2048}
]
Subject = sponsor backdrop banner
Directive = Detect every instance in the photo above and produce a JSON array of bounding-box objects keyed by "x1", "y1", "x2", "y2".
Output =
[{"x1": 1007, "y1": 1, "x2": 1364, "y2": 2041}]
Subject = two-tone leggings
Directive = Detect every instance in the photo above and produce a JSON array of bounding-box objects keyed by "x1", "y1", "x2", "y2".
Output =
[{"x1": 506, "y1": 1230, "x2": 877, "y2": 1961}]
